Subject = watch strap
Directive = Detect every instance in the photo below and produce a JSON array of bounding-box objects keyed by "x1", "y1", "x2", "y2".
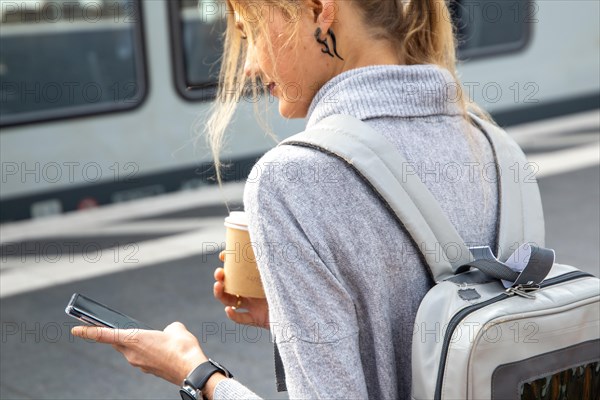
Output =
[{"x1": 184, "y1": 359, "x2": 232, "y2": 393}]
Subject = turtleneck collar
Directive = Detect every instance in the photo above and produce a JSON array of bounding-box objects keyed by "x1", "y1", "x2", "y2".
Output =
[{"x1": 305, "y1": 64, "x2": 463, "y2": 129}]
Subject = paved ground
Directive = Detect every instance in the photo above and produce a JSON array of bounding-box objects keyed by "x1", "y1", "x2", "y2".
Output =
[{"x1": 1, "y1": 111, "x2": 598, "y2": 400}]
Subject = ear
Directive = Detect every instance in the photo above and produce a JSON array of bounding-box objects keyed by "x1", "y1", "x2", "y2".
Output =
[{"x1": 307, "y1": 0, "x2": 337, "y2": 28}]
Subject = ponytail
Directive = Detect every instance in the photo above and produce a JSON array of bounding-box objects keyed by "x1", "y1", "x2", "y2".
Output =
[
  {"x1": 356, "y1": 0, "x2": 491, "y2": 121},
  {"x1": 401, "y1": 0, "x2": 456, "y2": 72}
]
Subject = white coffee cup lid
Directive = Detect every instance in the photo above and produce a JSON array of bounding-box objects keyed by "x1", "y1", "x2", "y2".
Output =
[{"x1": 224, "y1": 211, "x2": 248, "y2": 231}]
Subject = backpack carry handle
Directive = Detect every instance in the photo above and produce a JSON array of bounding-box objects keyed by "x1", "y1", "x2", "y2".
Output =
[{"x1": 457, "y1": 244, "x2": 555, "y2": 288}]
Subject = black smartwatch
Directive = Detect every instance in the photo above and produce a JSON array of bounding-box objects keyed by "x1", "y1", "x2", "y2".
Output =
[{"x1": 179, "y1": 359, "x2": 233, "y2": 400}]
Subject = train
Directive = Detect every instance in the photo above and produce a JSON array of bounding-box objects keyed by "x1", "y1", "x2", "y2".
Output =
[{"x1": 1, "y1": 0, "x2": 598, "y2": 222}]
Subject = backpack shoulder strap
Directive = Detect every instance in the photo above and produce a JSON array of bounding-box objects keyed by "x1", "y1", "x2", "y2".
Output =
[
  {"x1": 468, "y1": 113, "x2": 546, "y2": 259},
  {"x1": 280, "y1": 114, "x2": 471, "y2": 282}
]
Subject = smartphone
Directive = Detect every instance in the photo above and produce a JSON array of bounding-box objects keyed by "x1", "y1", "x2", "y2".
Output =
[{"x1": 65, "y1": 293, "x2": 152, "y2": 330}]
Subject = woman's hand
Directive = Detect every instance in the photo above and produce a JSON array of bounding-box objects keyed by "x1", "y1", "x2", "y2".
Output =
[
  {"x1": 71, "y1": 322, "x2": 206, "y2": 386},
  {"x1": 214, "y1": 251, "x2": 270, "y2": 329}
]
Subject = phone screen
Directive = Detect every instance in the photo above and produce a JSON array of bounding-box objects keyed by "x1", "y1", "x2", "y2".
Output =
[{"x1": 66, "y1": 293, "x2": 152, "y2": 330}]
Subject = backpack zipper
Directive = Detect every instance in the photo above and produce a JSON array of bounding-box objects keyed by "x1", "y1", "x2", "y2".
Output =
[{"x1": 433, "y1": 270, "x2": 593, "y2": 400}]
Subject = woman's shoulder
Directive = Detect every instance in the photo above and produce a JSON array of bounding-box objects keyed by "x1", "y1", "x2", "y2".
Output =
[{"x1": 243, "y1": 141, "x2": 353, "y2": 205}]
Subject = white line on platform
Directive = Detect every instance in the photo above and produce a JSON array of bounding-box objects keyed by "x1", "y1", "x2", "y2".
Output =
[
  {"x1": 528, "y1": 142, "x2": 600, "y2": 179},
  {"x1": 71, "y1": 218, "x2": 225, "y2": 235},
  {"x1": 507, "y1": 110, "x2": 599, "y2": 143},
  {"x1": 1, "y1": 226, "x2": 226, "y2": 299}
]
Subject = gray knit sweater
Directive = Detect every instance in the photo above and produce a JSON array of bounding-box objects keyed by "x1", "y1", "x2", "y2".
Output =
[{"x1": 214, "y1": 64, "x2": 498, "y2": 399}]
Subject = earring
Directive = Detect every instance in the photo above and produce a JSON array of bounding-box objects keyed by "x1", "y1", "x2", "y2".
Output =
[{"x1": 314, "y1": 27, "x2": 344, "y2": 61}]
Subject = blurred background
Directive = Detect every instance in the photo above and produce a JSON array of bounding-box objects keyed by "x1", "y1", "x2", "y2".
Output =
[{"x1": 0, "y1": 0, "x2": 598, "y2": 399}]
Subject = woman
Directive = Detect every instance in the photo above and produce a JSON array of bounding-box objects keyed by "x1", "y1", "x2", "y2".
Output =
[{"x1": 72, "y1": 0, "x2": 499, "y2": 399}]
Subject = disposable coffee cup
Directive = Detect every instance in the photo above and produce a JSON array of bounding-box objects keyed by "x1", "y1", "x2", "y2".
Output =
[{"x1": 223, "y1": 211, "x2": 265, "y2": 298}]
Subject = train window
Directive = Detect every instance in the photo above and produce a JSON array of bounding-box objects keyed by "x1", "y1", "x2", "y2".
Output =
[
  {"x1": 451, "y1": 0, "x2": 534, "y2": 59},
  {"x1": 169, "y1": 0, "x2": 225, "y2": 101},
  {"x1": 0, "y1": 0, "x2": 147, "y2": 127}
]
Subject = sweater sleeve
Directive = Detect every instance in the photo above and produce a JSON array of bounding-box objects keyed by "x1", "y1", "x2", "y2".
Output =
[
  {"x1": 213, "y1": 378, "x2": 262, "y2": 399},
  {"x1": 240, "y1": 146, "x2": 369, "y2": 399}
]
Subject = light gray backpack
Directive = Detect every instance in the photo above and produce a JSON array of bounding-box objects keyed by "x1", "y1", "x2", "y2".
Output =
[{"x1": 280, "y1": 114, "x2": 600, "y2": 400}]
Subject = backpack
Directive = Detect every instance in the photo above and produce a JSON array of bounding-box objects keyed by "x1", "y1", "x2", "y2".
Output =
[{"x1": 279, "y1": 114, "x2": 600, "y2": 399}]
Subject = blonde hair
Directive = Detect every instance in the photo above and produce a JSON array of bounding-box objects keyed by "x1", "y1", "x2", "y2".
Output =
[{"x1": 205, "y1": 0, "x2": 492, "y2": 183}]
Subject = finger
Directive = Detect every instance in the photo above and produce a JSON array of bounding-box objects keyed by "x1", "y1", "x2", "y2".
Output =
[
  {"x1": 214, "y1": 283, "x2": 240, "y2": 308},
  {"x1": 225, "y1": 307, "x2": 257, "y2": 326},
  {"x1": 71, "y1": 326, "x2": 135, "y2": 344},
  {"x1": 213, "y1": 280, "x2": 221, "y2": 300},
  {"x1": 213, "y1": 281, "x2": 240, "y2": 306},
  {"x1": 214, "y1": 267, "x2": 225, "y2": 281},
  {"x1": 219, "y1": 251, "x2": 225, "y2": 262}
]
